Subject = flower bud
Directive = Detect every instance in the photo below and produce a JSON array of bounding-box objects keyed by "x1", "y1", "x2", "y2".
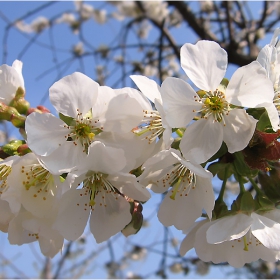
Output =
[
  {"x1": 122, "y1": 201, "x2": 143, "y2": 237},
  {"x1": 27, "y1": 105, "x2": 50, "y2": 115},
  {"x1": 0, "y1": 102, "x2": 26, "y2": 128},
  {"x1": 2, "y1": 139, "x2": 25, "y2": 156},
  {"x1": 17, "y1": 143, "x2": 31, "y2": 156}
]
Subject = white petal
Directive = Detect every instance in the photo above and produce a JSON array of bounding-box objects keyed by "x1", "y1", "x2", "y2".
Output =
[
  {"x1": 161, "y1": 77, "x2": 199, "y2": 128},
  {"x1": 0, "y1": 199, "x2": 14, "y2": 232},
  {"x1": 226, "y1": 61, "x2": 275, "y2": 107},
  {"x1": 177, "y1": 156, "x2": 213, "y2": 179},
  {"x1": 8, "y1": 211, "x2": 37, "y2": 245},
  {"x1": 257, "y1": 44, "x2": 276, "y2": 78},
  {"x1": 96, "y1": 130, "x2": 157, "y2": 173},
  {"x1": 38, "y1": 141, "x2": 87, "y2": 174},
  {"x1": 54, "y1": 189, "x2": 90, "y2": 241},
  {"x1": 180, "y1": 117, "x2": 223, "y2": 164},
  {"x1": 138, "y1": 149, "x2": 180, "y2": 193},
  {"x1": 109, "y1": 173, "x2": 151, "y2": 202},
  {"x1": 158, "y1": 188, "x2": 206, "y2": 230},
  {"x1": 26, "y1": 112, "x2": 68, "y2": 156},
  {"x1": 114, "y1": 86, "x2": 152, "y2": 111},
  {"x1": 270, "y1": 28, "x2": 280, "y2": 46},
  {"x1": 194, "y1": 176, "x2": 215, "y2": 219},
  {"x1": 223, "y1": 109, "x2": 257, "y2": 153},
  {"x1": 130, "y1": 75, "x2": 162, "y2": 103},
  {"x1": 251, "y1": 212, "x2": 280, "y2": 251},
  {"x1": 180, "y1": 220, "x2": 208, "y2": 256},
  {"x1": 194, "y1": 221, "x2": 229, "y2": 264},
  {"x1": 264, "y1": 102, "x2": 280, "y2": 132},
  {"x1": 0, "y1": 63, "x2": 24, "y2": 104},
  {"x1": 50, "y1": 72, "x2": 99, "y2": 117},
  {"x1": 39, "y1": 234, "x2": 64, "y2": 258},
  {"x1": 76, "y1": 141, "x2": 126, "y2": 175},
  {"x1": 90, "y1": 191, "x2": 131, "y2": 243},
  {"x1": 180, "y1": 40, "x2": 227, "y2": 91},
  {"x1": 206, "y1": 214, "x2": 253, "y2": 244},
  {"x1": 98, "y1": 86, "x2": 144, "y2": 133}
]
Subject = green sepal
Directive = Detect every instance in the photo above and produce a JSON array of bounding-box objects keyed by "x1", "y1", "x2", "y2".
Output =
[
  {"x1": 257, "y1": 109, "x2": 273, "y2": 132},
  {"x1": 220, "y1": 77, "x2": 229, "y2": 88},
  {"x1": 171, "y1": 137, "x2": 181, "y2": 150},
  {"x1": 231, "y1": 191, "x2": 255, "y2": 214},
  {"x1": 59, "y1": 113, "x2": 74, "y2": 126},
  {"x1": 233, "y1": 151, "x2": 258, "y2": 177},
  {"x1": 196, "y1": 90, "x2": 207, "y2": 98},
  {"x1": 255, "y1": 195, "x2": 275, "y2": 212},
  {"x1": 212, "y1": 199, "x2": 229, "y2": 220},
  {"x1": 2, "y1": 140, "x2": 25, "y2": 156},
  {"x1": 258, "y1": 169, "x2": 280, "y2": 203},
  {"x1": 247, "y1": 107, "x2": 273, "y2": 132},
  {"x1": 207, "y1": 162, "x2": 232, "y2": 180}
]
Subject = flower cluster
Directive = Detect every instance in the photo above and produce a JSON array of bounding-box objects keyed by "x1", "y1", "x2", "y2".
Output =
[{"x1": 0, "y1": 30, "x2": 280, "y2": 267}]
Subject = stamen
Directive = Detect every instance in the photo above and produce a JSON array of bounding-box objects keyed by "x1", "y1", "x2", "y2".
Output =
[
  {"x1": 133, "y1": 110, "x2": 165, "y2": 143},
  {"x1": 65, "y1": 110, "x2": 102, "y2": 154}
]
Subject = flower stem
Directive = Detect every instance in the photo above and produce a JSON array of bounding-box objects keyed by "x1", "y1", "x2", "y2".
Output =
[
  {"x1": 216, "y1": 166, "x2": 229, "y2": 203},
  {"x1": 247, "y1": 176, "x2": 263, "y2": 196}
]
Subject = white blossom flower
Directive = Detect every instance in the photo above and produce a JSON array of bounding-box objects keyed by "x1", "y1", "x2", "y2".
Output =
[
  {"x1": 130, "y1": 75, "x2": 173, "y2": 148},
  {"x1": 2, "y1": 153, "x2": 68, "y2": 219},
  {"x1": 53, "y1": 141, "x2": 150, "y2": 243},
  {"x1": 257, "y1": 27, "x2": 280, "y2": 130},
  {"x1": 8, "y1": 207, "x2": 64, "y2": 258},
  {"x1": 26, "y1": 72, "x2": 144, "y2": 173},
  {"x1": 162, "y1": 40, "x2": 274, "y2": 163},
  {"x1": 0, "y1": 60, "x2": 24, "y2": 104},
  {"x1": 0, "y1": 156, "x2": 20, "y2": 231},
  {"x1": 138, "y1": 148, "x2": 214, "y2": 230},
  {"x1": 180, "y1": 215, "x2": 280, "y2": 268}
]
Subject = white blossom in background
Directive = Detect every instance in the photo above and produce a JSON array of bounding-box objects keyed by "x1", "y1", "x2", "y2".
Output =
[
  {"x1": 161, "y1": 40, "x2": 274, "y2": 164},
  {"x1": 0, "y1": 60, "x2": 24, "y2": 105},
  {"x1": 72, "y1": 42, "x2": 84, "y2": 56},
  {"x1": 92, "y1": 9, "x2": 107, "y2": 24},
  {"x1": 15, "y1": 20, "x2": 33, "y2": 33},
  {"x1": 143, "y1": 1, "x2": 169, "y2": 23},
  {"x1": 110, "y1": 1, "x2": 169, "y2": 23},
  {"x1": 30, "y1": 16, "x2": 50, "y2": 33},
  {"x1": 139, "y1": 148, "x2": 214, "y2": 231},
  {"x1": 74, "y1": 1, "x2": 94, "y2": 20},
  {"x1": 14, "y1": 17, "x2": 49, "y2": 34},
  {"x1": 55, "y1": 12, "x2": 76, "y2": 25},
  {"x1": 53, "y1": 141, "x2": 150, "y2": 243}
]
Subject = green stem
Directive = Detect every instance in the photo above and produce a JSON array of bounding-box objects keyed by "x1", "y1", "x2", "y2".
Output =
[
  {"x1": 175, "y1": 129, "x2": 184, "y2": 138},
  {"x1": 237, "y1": 173, "x2": 246, "y2": 193},
  {"x1": 248, "y1": 176, "x2": 263, "y2": 196},
  {"x1": 216, "y1": 166, "x2": 229, "y2": 203}
]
